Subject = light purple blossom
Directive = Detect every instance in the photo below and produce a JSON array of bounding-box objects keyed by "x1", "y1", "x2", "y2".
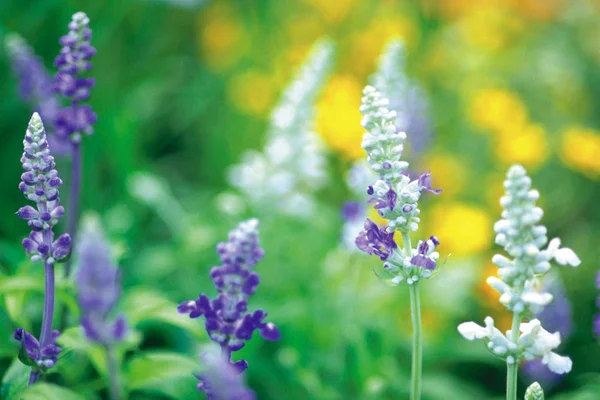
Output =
[
  {"x1": 53, "y1": 12, "x2": 97, "y2": 143},
  {"x1": 75, "y1": 218, "x2": 127, "y2": 345},
  {"x1": 355, "y1": 219, "x2": 398, "y2": 261}
]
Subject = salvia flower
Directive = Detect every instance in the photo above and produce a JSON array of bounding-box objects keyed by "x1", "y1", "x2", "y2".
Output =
[
  {"x1": 75, "y1": 216, "x2": 127, "y2": 345},
  {"x1": 196, "y1": 347, "x2": 256, "y2": 400},
  {"x1": 228, "y1": 39, "x2": 334, "y2": 217},
  {"x1": 370, "y1": 38, "x2": 432, "y2": 156},
  {"x1": 355, "y1": 86, "x2": 441, "y2": 285},
  {"x1": 53, "y1": 11, "x2": 97, "y2": 143},
  {"x1": 14, "y1": 329, "x2": 61, "y2": 371},
  {"x1": 177, "y1": 219, "x2": 280, "y2": 393},
  {"x1": 17, "y1": 113, "x2": 70, "y2": 264},
  {"x1": 458, "y1": 164, "x2": 580, "y2": 379},
  {"x1": 5, "y1": 34, "x2": 59, "y2": 128},
  {"x1": 15, "y1": 113, "x2": 70, "y2": 382}
]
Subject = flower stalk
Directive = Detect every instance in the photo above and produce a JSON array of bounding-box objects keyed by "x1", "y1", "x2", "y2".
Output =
[
  {"x1": 354, "y1": 85, "x2": 442, "y2": 400},
  {"x1": 14, "y1": 113, "x2": 70, "y2": 384},
  {"x1": 458, "y1": 165, "x2": 581, "y2": 399}
]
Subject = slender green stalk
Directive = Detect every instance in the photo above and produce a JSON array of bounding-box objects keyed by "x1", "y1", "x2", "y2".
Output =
[
  {"x1": 105, "y1": 345, "x2": 121, "y2": 400},
  {"x1": 506, "y1": 312, "x2": 521, "y2": 400},
  {"x1": 409, "y1": 282, "x2": 422, "y2": 400},
  {"x1": 402, "y1": 231, "x2": 421, "y2": 400}
]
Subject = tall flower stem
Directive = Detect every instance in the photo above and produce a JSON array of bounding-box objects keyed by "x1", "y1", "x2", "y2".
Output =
[
  {"x1": 59, "y1": 142, "x2": 81, "y2": 331},
  {"x1": 506, "y1": 313, "x2": 521, "y2": 400},
  {"x1": 402, "y1": 231, "x2": 422, "y2": 400},
  {"x1": 65, "y1": 142, "x2": 81, "y2": 278},
  {"x1": 105, "y1": 345, "x2": 121, "y2": 400},
  {"x1": 409, "y1": 282, "x2": 422, "y2": 400},
  {"x1": 29, "y1": 260, "x2": 56, "y2": 385}
]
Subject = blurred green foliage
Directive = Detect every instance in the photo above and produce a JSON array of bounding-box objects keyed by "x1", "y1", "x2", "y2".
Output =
[{"x1": 1, "y1": 0, "x2": 599, "y2": 399}]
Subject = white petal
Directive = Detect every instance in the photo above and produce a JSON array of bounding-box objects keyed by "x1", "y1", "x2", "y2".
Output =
[
  {"x1": 458, "y1": 322, "x2": 489, "y2": 340},
  {"x1": 543, "y1": 352, "x2": 572, "y2": 374},
  {"x1": 521, "y1": 291, "x2": 553, "y2": 306},
  {"x1": 554, "y1": 247, "x2": 581, "y2": 267},
  {"x1": 545, "y1": 238, "x2": 560, "y2": 257},
  {"x1": 487, "y1": 276, "x2": 509, "y2": 294}
]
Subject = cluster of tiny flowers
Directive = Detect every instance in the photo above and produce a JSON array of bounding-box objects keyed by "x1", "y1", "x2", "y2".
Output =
[
  {"x1": 228, "y1": 39, "x2": 334, "y2": 217},
  {"x1": 75, "y1": 217, "x2": 127, "y2": 345},
  {"x1": 13, "y1": 329, "x2": 61, "y2": 372},
  {"x1": 459, "y1": 165, "x2": 580, "y2": 375},
  {"x1": 196, "y1": 348, "x2": 256, "y2": 400},
  {"x1": 14, "y1": 113, "x2": 70, "y2": 372},
  {"x1": 370, "y1": 38, "x2": 432, "y2": 156},
  {"x1": 355, "y1": 85, "x2": 441, "y2": 285},
  {"x1": 522, "y1": 274, "x2": 573, "y2": 388},
  {"x1": 177, "y1": 219, "x2": 280, "y2": 393},
  {"x1": 53, "y1": 12, "x2": 97, "y2": 143},
  {"x1": 5, "y1": 34, "x2": 59, "y2": 128},
  {"x1": 17, "y1": 113, "x2": 71, "y2": 264}
]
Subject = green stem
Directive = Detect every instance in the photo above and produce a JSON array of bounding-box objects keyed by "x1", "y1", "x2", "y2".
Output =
[
  {"x1": 409, "y1": 283, "x2": 422, "y2": 400},
  {"x1": 105, "y1": 345, "x2": 121, "y2": 400},
  {"x1": 402, "y1": 231, "x2": 421, "y2": 400},
  {"x1": 506, "y1": 313, "x2": 521, "y2": 400}
]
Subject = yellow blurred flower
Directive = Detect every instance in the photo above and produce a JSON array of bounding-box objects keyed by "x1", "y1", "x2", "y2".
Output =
[
  {"x1": 420, "y1": 154, "x2": 467, "y2": 198},
  {"x1": 468, "y1": 88, "x2": 528, "y2": 133},
  {"x1": 494, "y1": 123, "x2": 549, "y2": 170},
  {"x1": 316, "y1": 75, "x2": 364, "y2": 160},
  {"x1": 346, "y1": 16, "x2": 416, "y2": 76},
  {"x1": 226, "y1": 70, "x2": 276, "y2": 116},
  {"x1": 458, "y1": 5, "x2": 523, "y2": 52},
  {"x1": 301, "y1": 0, "x2": 360, "y2": 24},
  {"x1": 560, "y1": 127, "x2": 600, "y2": 179},
  {"x1": 428, "y1": 203, "x2": 492, "y2": 256},
  {"x1": 196, "y1": 1, "x2": 246, "y2": 72}
]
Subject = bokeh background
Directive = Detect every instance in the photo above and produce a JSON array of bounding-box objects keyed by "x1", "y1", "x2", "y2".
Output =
[{"x1": 0, "y1": 0, "x2": 599, "y2": 399}]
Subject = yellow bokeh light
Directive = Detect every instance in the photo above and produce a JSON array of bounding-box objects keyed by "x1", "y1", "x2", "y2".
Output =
[
  {"x1": 560, "y1": 127, "x2": 600, "y2": 180},
  {"x1": 316, "y1": 75, "x2": 365, "y2": 160},
  {"x1": 494, "y1": 123, "x2": 549, "y2": 170},
  {"x1": 429, "y1": 203, "x2": 493, "y2": 256},
  {"x1": 301, "y1": 0, "x2": 360, "y2": 24},
  {"x1": 420, "y1": 154, "x2": 467, "y2": 198},
  {"x1": 196, "y1": 2, "x2": 246, "y2": 72},
  {"x1": 468, "y1": 88, "x2": 528, "y2": 134},
  {"x1": 226, "y1": 70, "x2": 276, "y2": 116}
]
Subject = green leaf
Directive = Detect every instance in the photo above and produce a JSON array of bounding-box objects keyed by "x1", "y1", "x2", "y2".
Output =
[
  {"x1": 17, "y1": 383, "x2": 85, "y2": 400},
  {"x1": 57, "y1": 326, "x2": 141, "y2": 378},
  {"x1": 525, "y1": 382, "x2": 545, "y2": 400},
  {"x1": 125, "y1": 351, "x2": 198, "y2": 398},
  {"x1": 121, "y1": 288, "x2": 205, "y2": 338},
  {"x1": 1, "y1": 358, "x2": 30, "y2": 399}
]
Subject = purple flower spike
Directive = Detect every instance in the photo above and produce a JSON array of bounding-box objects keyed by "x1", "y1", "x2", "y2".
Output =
[
  {"x1": 417, "y1": 171, "x2": 441, "y2": 195},
  {"x1": 177, "y1": 219, "x2": 279, "y2": 394},
  {"x1": 53, "y1": 12, "x2": 97, "y2": 143},
  {"x1": 75, "y1": 217, "x2": 128, "y2": 345},
  {"x1": 355, "y1": 219, "x2": 398, "y2": 260},
  {"x1": 5, "y1": 34, "x2": 60, "y2": 138}
]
